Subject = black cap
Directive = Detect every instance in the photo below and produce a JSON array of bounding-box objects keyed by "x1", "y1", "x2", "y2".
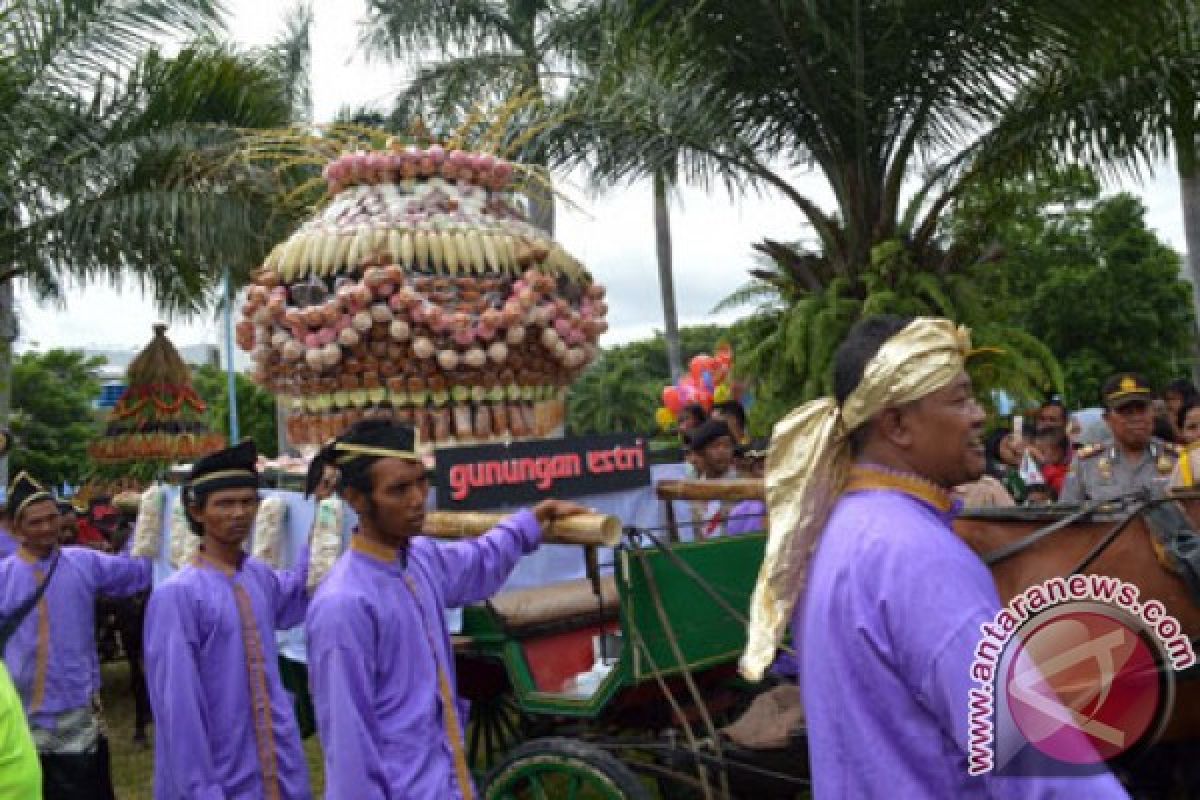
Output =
[
  {"x1": 685, "y1": 419, "x2": 734, "y2": 452},
  {"x1": 331, "y1": 419, "x2": 422, "y2": 466},
  {"x1": 185, "y1": 440, "x2": 260, "y2": 496},
  {"x1": 1102, "y1": 372, "x2": 1153, "y2": 410},
  {"x1": 8, "y1": 472, "x2": 53, "y2": 520}
]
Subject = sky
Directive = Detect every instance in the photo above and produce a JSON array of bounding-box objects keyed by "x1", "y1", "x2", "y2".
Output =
[{"x1": 13, "y1": 0, "x2": 1188, "y2": 360}]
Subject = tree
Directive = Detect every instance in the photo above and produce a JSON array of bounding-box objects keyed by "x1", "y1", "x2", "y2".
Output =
[
  {"x1": 8, "y1": 349, "x2": 104, "y2": 489},
  {"x1": 567, "y1": 324, "x2": 729, "y2": 434},
  {"x1": 978, "y1": 3, "x2": 1200, "y2": 374},
  {"x1": 360, "y1": 0, "x2": 603, "y2": 234},
  {"x1": 192, "y1": 364, "x2": 279, "y2": 458},
  {"x1": 543, "y1": 0, "x2": 1151, "y2": 419},
  {"x1": 975, "y1": 190, "x2": 1193, "y2": 405},
  {"x1": 0, "y1": 2, "x2": 312, "y2": 483}
]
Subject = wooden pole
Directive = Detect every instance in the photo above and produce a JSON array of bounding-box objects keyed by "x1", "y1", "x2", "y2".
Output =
[
  {"x1": 423, "y1": 511, "x2": 622, "y2": 548},
  {"x1": 654, "y1": 479, "x2": 765, "y2": 503}
]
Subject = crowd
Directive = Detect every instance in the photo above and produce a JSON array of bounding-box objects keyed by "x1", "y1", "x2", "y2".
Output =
[
  {"x1": 0, "y1": 422, "x2": 587, "y2": 800},
  {"x1": 0, "y1": 317, "x2": 1198, "y2": 799}
]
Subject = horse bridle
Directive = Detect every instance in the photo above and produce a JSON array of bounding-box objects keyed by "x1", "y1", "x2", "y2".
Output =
[
  {"x1": 980, "y1": 489, "x2": 1200, "y2": 674},
  {"x1": 980, "y1": 488, "x2": 1157, "y2": 572}
]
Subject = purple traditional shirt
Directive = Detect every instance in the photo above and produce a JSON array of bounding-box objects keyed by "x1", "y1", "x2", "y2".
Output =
[
  {"x1": 796, "y1": 466, "x2": 1129, "y2": 798},
  {"x1": 144, "y1": 548, "x2": 311, "y2": 800},
  {"x1": 306, "y1": 510, "x2": 542, "y2": 800},
  {"x1": 725, "y1": 499, "x2": 766, "y2": 536},
  {"x1": 0, "y1": 546, "x2": 150, "y2": 724},
  {"x1": 0, "y1": 529, "x2": 17, "y2": 560}
]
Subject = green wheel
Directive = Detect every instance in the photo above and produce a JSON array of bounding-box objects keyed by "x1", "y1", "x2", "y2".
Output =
[{"x1": 483, "y1": 737, "x2": 652, "y2": 800}]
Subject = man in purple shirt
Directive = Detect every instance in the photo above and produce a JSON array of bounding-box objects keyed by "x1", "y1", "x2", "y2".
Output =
[
  {"x1": 744, "y1": 316, "x2": 1129, "y2": 798},
  {"x1": 305, "y1": 418, "x2": 586, "y2": 800},
  {"x1": 0, "y1": 471, "x2": 151, "y2": 800},
  {"x1": 144, "y1": 440, "x2": 311, "y2": 800}
]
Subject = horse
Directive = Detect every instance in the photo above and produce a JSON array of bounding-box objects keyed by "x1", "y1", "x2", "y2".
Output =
[{"x1": 954, "y1": 495, "x2": 1200, "y2": 743}]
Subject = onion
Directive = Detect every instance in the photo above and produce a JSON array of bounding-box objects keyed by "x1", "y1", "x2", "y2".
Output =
[
  {"x1": 370, "y1": 303, "x2": 393, "y2": 323},
  {"x1": 554, "y1": 318, "x2": 573, "y2": 338},
  {"x1": 541, "y1": 328, "x2": 560, "y2": 349},
  {"x1": 322, "y1": 343, "x2": 342, "y2": 367},
  {"x1": 283, "y1": 341, "x2": 304, "y2": 362},
  {"x1": 363, "y1": 267, "x2": 387, "y2": 288},
  {"x1": 353, "y1": 311, "x2": 373, "y2": 333},
  {"x1": 488, "y1": 342, "x2": 508, "y2": 364},
  {"x1": 305, "y1": 348, "x2": 325, "y2": 371},
  {"x1": 304, "y1": 333, "x2": 321, "y2": 349},
  {"x1": 437, "y1": 349, "x2": 460, "y2": 371},
  {"x1": 271, "y1": 331, "x2": 290, "y2": 349},
  {"x1": 453, "y1": 327, "x2": 475, "y2": 347},
  {"x1": 389, "y1": 319, "x2": 411, "y2": 341},
  {"x1": 317, "y1": 328, "x2": 337, "y2": 346},
  {"x1": 464, "y1": 348, "x2": 487, "y2": 369},
  {"x1": 338, "y1": 328, "x2": 360, "y2": 348},
  {"x1": 506, "y1": 326, "x2": 526, "y2": 346},
  {"x1": 412, "y1": 337, "x2": 435, "y2": 359}
]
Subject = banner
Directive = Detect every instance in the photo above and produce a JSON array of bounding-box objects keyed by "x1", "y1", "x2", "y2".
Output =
[{"x1": 433, "y1": 434, "x2": 651, "y2": 510}]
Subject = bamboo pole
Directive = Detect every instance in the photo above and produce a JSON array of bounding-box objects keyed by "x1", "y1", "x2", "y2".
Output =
[
  {"x1": 654, "y1": 479, "x2": 765, "y2": 502},
  {"x1": 424, "y1": 511, "x2": 622, "y2": 547}
]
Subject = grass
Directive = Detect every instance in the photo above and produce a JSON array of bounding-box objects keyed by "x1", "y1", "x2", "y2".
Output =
[{"x1": 102, "y1": 661, "x2": 326, "y2": 798}]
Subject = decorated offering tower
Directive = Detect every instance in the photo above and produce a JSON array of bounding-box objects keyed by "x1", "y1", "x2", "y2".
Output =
[
  {"x1": 88, "y1": 324, "x2": 225, "y2": 465},
  {"x1": 237, "y1": 141, "x2": 609, "y2": 449}
]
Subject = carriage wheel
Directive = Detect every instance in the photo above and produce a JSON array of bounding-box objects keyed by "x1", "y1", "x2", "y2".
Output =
[
  {"x1": 468, "y1": 689, "x2": 530, "y2": 774},
  {"x1": 483, "y1": 737, "x2": 652, "y2": 800}
]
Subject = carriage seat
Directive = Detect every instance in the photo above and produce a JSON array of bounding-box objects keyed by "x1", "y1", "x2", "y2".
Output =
[{"x1": 488, "y1": 575, "x2": 619, "y2": 631}]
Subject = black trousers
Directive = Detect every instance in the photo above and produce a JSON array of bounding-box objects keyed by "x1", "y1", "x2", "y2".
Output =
[{"x1": 38, "y1": 735, "x2": 116, "y2": 800}]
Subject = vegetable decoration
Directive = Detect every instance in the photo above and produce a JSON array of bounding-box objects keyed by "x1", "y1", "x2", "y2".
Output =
[
  {"x1": 238, "y1": 139, "x2": 609, "y2": 449},
  {"x1": 88, "y1": 324, "x2": 226, "y2": 464}
]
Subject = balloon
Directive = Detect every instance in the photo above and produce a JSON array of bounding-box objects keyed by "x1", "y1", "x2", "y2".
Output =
[
  {"x1": 702, "y1": 370, "x2": 715, "y2": 390},
  {"x1": 698, "y1": 391, "x2": 714, "y2": 411},
  {"x1": 715, "y1": 342, "x2": 733, "y2": 362},
  {"x1": 655, "y1": 407, "x2": 676, "y2": 430},
  {"x1": 678, "y1": 385, "x2": 696, "y2": 404},
  {"x1": 662, "y1": 386, "x2": 682, "y2": 414},
  {"x1": 714, "y1": 384, "x2": 731, "y2": 404},
  {"x1": 680, "y1": 374, "x2": 699, "y2": 390},
  {"x1": 690, "y1": 354, "x2": 714, "y2": 380}
]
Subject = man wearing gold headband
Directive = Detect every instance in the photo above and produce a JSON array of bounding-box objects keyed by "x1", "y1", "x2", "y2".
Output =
[
  {"x1": 742, "y1": 316, "x2": 1127, "y2": 797},
  {"x1": 143, "y1": 441, "x2": 313, "y2": 799},
  {"x1": 304, "y1": 418, "x2": 587, "y2": 800},
  {"x1": 0, "y1": 471, "x2": 151, "y2": 799}
]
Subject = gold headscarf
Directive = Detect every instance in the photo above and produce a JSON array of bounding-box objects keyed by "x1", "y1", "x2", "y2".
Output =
[{"x1": 740, "y1": 317, "x2": 972, "y2": 680}]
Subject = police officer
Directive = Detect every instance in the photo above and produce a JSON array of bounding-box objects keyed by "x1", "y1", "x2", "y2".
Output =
[{"x1": 1059, "y1": 372, "x2": 1179, "y2": 505}]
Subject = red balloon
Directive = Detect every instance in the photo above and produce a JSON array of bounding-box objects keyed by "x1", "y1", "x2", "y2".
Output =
[
  {"x1": 690, "y1": 354, "x2": 714, "y2": 380},
  {"x1": 698, "y1": 391, "x2": 714, "y2": 411},
  {"x1": 662, "y1": 386, "x2": 683, "y2": 414}
]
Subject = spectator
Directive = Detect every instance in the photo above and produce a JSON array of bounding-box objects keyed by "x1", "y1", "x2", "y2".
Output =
[
  {"x1": 1034, "y1": 397, "x2": 1068, "y2": 434},
  {"x1": 728, "y1": 440, "x2": 767, "y2": 535},
  {"x1": 1179, "y1": 398, "x2": 1200, "y2": 446},
  {"x1": 1034, "y1": 426, "x2": 1072, "y2": 498},
  {"x1": 684, "y1": 419, "x2": 740, "y2": 537},
  {"x1": 712, "y1": 400, "x2": 749, "y2": 445},
  {"x1": 1164, "y1": 378, "x2": 1199, "y2": 423}
]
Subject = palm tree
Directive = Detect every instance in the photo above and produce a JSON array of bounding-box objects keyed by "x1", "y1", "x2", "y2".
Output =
[
  {"x1": 0, "y1": 1, "x2": 307, "y2": 482},
  {"x1": 548, "y1": 0, "x2": 1145, "y2": 419},
  {"x1": 360, "y1": 0, "x2": 604, "y2": 235},
  {"x1": 975, "y1": 2, "x2": 1200, "y2": 376}
]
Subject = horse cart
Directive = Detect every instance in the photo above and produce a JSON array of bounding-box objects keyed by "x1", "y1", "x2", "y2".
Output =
[
  {"x1": 449, "y1": 479, "x2": 809, "y2": 799},
  {"x1": 448, "y1": 477, "x2": 1200, "y2": 799}
]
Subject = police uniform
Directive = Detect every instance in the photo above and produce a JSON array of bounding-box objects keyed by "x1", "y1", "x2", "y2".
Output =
[
  {"x1": 1058, "y1": 372, "x2": 1178, "y2": 505},
  {"x1": 1058, "y1": 439, "x2": 1178, "y2": 504}
]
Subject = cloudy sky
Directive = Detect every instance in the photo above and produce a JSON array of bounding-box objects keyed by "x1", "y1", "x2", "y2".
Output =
[{"x1": 14, "y1": 0, "x2": 1187, "y2": 358}]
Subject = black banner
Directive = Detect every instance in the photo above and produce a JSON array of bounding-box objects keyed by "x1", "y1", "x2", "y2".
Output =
[{"x1": 433, "y1": 433, "x2": 651, "y2": 510}]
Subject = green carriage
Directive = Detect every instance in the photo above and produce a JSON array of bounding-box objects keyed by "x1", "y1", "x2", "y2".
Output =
[{"x1": 453, "y1": 480, "x2": 810, "y2": 799}]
